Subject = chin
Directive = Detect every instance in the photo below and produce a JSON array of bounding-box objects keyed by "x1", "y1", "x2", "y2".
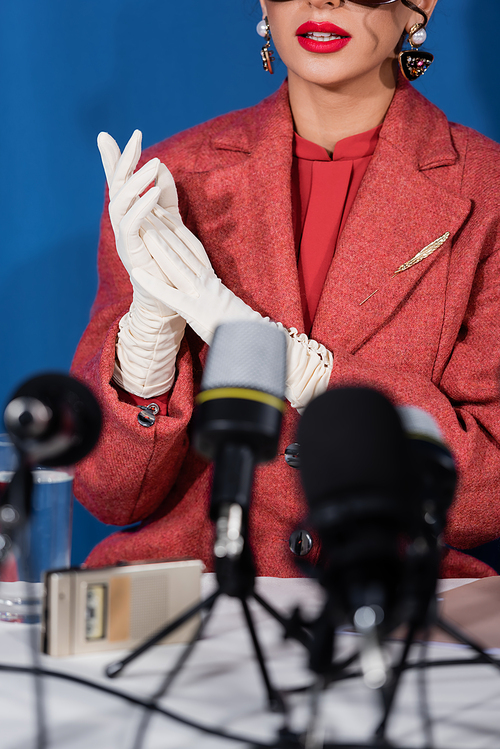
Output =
[{"x1": 289, "y1": 56, "x2": 398, "y2": 90}]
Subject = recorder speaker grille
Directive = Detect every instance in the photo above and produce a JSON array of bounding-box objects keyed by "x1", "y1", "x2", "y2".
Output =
[{"x1": 130, "y1": 573, "x2": 170, "y2": 640}]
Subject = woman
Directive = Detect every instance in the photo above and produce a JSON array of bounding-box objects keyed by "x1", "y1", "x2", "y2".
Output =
[{"x1": 72, "y1": 0, "x2": 500, "y2": 578}]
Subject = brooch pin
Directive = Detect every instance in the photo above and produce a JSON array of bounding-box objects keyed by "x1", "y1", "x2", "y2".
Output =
[{"x1": 359, "y1": 232, "x2": 451, "y2": 306}]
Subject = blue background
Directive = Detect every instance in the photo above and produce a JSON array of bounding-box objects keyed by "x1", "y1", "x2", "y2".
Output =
[{"x1": 1, "y1": 0, "x2": 498, "y2": 565}]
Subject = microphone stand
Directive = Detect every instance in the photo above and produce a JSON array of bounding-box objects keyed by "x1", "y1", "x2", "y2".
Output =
[
  {"x1": 105, "y1": 501, "x2": 312, "y2": 713},
  {"x1": 0, "y1": 452, "x2": 48, "y2": 749},
  {"x1": 374, "y1": 538, "x2": 500, "y2": 743}
]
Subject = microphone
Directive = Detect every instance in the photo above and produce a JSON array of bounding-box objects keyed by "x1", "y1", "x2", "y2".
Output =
[
  {"x1": 298, "y1": 387, "x2": 415, "y2": 687},
  {"x1": 193, "y1": 321, "x2": 286, "y2": 573},
  {"x1": 1, "y1": 373, "x2": 102, "y2": 572},
  {"x1": 396, "y1": 406, "x2": 457, "y2": 627},
  {"x1": 397, "y1": 406, "x2": 456, "y2": 538},
  {"x1": 4, "y1": 373, "x2": 102, "y2": 467}
]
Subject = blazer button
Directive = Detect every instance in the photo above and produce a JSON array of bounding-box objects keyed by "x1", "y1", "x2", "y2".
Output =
[
  {"x1": 289, "y1": 529, "x2": 313, "y2": 556},
  {"x1": 137, "y1": 404, "x2": 158, "y2": 427},
  {"x1": 284, "y1": 443, "x2": 300, "y2": 469}
]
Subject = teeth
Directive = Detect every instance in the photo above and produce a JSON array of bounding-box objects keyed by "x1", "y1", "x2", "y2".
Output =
[{"x1": 305, "y1": 32, "x2": 343, "y2": 41}]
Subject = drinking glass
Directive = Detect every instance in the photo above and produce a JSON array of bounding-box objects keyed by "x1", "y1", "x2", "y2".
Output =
[{"x1": 0, "y1": 434, "x2": 74, "y2": 622}]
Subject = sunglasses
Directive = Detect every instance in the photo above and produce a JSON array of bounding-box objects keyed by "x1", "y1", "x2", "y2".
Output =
[
  {"x1": 268, "y1": 1, "x2": 427, "y2": 24},
  {"x1": 270, "y1": 0, "x2": 400, "y2": 4}
]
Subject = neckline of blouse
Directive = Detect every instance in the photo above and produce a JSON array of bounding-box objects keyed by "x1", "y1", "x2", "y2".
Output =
[{"x1": 293, "y1": 125, "x2": 382, "y2": 162}]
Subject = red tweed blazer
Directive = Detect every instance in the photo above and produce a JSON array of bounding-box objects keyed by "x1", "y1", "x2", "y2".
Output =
[{"x1": 72, "y1": 77, "x2": 500, "y2": 579}]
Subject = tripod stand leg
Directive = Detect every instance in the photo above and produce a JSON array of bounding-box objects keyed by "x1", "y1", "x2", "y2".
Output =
[
  {"x1": 106, "y1": 589, "x2": 220, "y2": 678},
  {"x1": 416, "y1": 637, "x2": 434, "y2": 749},
  {"x1": 375, "y1": 619, "x2": 419, "y2": 740},
  {"x1": 130, "y1": 596, "x2": 219, "y2": 749},
  {"x1": 240, "y1": 597, "x2": 285, "y2": 713},
  {"x1": 253, "y1": 591, "x2": 312, "y2": 649},
  {"x1": 158, "y1": 593, "x2": 218, "y2": 696},
  {"x1": 436, "y1": 616, "x2": 500, "y2": 671}
]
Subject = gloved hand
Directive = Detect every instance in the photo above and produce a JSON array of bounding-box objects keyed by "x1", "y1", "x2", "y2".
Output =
[
  {"x1": 132, "y1": 226, "x2": 333, "y2": 413},
  {"x1": 98, "y1": 130, "x2": 189, "y2": 398}
]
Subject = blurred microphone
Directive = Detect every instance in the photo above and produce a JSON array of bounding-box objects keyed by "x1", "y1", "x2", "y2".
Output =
[
  {"x1": 397, "y1": 406, "x2": 456, "y2": 538},
  {"x1": 396, "y1": 406, "x2": 457, "y2": 626},
  {"x1": 4, "y1": 373, "x2": 102, "y2": 467},
  {"x1": 298, "y1": 387, "x2": 414, "y2": 688},
  {"x1": 193, "y1": 321, "x2": 286, "y2": 566}
]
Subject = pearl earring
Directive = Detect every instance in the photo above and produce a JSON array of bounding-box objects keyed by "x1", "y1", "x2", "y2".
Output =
[
  {"x1": 399, "y1": 23, "x2": 434, "y2": 82},
  {"x1": 257, "y1": 17, "x2": 275, "y2": 74},
  {"x1": 256, "y1": 19, "x2": 268, "y2": 38}
]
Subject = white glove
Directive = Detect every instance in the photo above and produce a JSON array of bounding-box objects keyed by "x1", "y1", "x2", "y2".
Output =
[
  {"x1": 98, "y1": 129, "x2": 188, "y2": 398},
  {"x1": 132, "y1": 226, "x2": 333, "y2": 413}
]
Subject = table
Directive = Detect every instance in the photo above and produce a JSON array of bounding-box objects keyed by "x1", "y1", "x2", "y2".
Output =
[{"x1": 0, "y1": 575, "x2": 499, "y2": 749}]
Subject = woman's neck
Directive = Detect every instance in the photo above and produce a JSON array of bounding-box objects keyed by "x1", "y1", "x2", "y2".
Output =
[{"x1": 288, "y1": 66, "x2": 397, "y2": 154}]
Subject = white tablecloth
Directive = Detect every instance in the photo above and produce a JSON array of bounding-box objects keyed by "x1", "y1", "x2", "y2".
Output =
[{"x1": 0, "y1": 576, "x2": 499, "y2": 749}]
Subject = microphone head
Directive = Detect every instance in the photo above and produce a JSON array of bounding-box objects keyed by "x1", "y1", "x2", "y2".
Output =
[
  {"x1": 194, "y1": 322, "x2": 286, "y2": 462},
  {"x1": 396, "y1": 405, "x2": 456, "y2": 531},
  {"x1": 298, "y1": 387, "x2": 414, "y2": 624},
  {"x1": 4, "y1": 373, "x2": 102, "y2": 466},
  {"x1": 298, "y1": 387, "x2": 410, "y2": 528},
  {"x1": 396, "y1": 406, "x2": 443, "y2": 444},
  {"x1": 201, "y1": 321, "x2": 286, "y2": 399}
]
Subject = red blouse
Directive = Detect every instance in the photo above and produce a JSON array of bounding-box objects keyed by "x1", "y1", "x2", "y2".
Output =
[
  {"x1": 120, "y1": 125, "x2": 381, "y2": 408},
  {"x1": 292, "y1": 125, "x2": 381, "y2": 334}
]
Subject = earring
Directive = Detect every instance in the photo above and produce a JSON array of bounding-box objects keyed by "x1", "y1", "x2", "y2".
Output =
[
  {"x1": 256, "y1": 17, "x2": 275, "y2": 75},
  {"x1": 398, "y1": 23, "x2": 434, "y2": 82}
]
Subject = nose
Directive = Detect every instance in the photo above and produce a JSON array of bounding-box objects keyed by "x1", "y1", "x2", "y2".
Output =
[{"x1": 308, "y1": 0, "x2": 343, "y2": 8}]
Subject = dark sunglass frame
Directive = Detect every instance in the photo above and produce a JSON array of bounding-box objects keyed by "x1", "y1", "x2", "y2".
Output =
[
  {"x1": 270, "y1": 0, "x2": 400, "y2": 4},
  {"x1": 268, "y1": 0, "x2": 427, "y2": 25},
  {"x1": 350, "y1": 0, "x2": 399, "y2": 4}
]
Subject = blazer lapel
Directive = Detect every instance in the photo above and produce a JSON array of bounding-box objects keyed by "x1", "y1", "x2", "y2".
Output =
[
  {"x1": 182, "y1": 83, "x2": 304, "y2": 332},
  {"x1": 312, "y1": 79, "x2": 472, "y2": 354}
]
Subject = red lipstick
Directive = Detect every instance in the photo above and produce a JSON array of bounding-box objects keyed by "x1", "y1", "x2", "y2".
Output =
[{"x1": 296, "y1": 21, "x2": 352, "y2": 54}]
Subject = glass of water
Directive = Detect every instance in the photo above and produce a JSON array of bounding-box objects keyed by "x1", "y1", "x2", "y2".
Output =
[{"x1": 0, "y1": 434, "x2": 74, "y2": 622}]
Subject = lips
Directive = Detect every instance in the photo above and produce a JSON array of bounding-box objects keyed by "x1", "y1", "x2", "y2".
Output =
[{"x1": 296, "y1": 21, "x2": 352, "y2": 54}]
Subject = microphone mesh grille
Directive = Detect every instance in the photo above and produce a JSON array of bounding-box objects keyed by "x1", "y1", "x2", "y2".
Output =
[
  {"x1": 201, "y1": 322, "x2": 286, "y2": 399},
  {"x1": 397, "y1": 406, "x2": 443, "y2": 443}
]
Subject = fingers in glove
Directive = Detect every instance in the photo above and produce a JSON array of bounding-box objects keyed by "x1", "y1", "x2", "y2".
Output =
[
  {"x1": 110, "y1": 130, "x2": 143, "y2": 198},
  {"x1": 144, "y1": 211, "x2": 203, "y2": 267},
  {"x1": 132, "y1": 266, "x2": 196, "y2": 313},
  {"x1": 97, "y1": 132, "x2": 122, "y2": 189},
  {"x1": 119, "y1": 185, "x2": 162, "y2": 250},
  {"x1": 142, "y1": 227, "x2": 200, "y2": 295},
  {"x1": 156, "y1": 163, "x2": 180, "y2": 217},
  {"x1": 152, "y1": 204, "x2": 212, "y2": 269},
  {"x1": 110, "y1": 158, "x2": 160, "y2": 230}
]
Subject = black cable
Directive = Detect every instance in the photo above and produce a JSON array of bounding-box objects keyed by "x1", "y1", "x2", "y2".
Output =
[
  {"x1": 0, "y1": 655, "x2": 497, "y2": 749},
  {"x1": 0, "y1": 661, "x2": 274, "y2": 747},
  {"x1": 251, "y1": 743, "x2": 435, "y2": 749},
  {"x1": 342, "y1": 654, "x2": 500, "y2": 679},
  {"x1": 279, "y1": 653, "x2": 500, "y2": 695},
  {"x1": 283, "y1": 652, "x2": 360, "y2": 694}
]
